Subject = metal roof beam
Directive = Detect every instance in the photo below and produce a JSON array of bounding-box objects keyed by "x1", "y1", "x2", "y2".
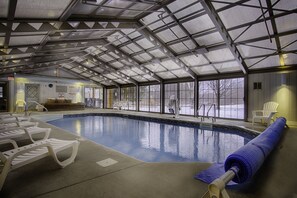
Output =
[
  {"x1": 0, "y1": 21, "x2": 137, "y2": 34},
  {"x1": 136, "y1": 22, "x2": 197, "y2": 79},
  {"x1": 201, "y1": 0, "x2": 249, "y2": 74},
  {"x1": 100, "y1": 39, "x2": 163, "y2": 82},
  {"x1": 84, "y1": 54, "x2": 138, "y2": 85},
  {"x1": 70, "y1": 61, "x2": 120, "y2": 87}
]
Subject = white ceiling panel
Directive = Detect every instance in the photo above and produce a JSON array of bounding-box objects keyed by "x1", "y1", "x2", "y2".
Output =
[
  {"x1": 214, "y1": 61, "x2": 241, "y2": 73},
  {"x1": 229, "y1": 22, "x2": 274, "y2": 42},
  {"x1": 15, "y1": 0, "x2": 72, "y2": 19},
  {"x1": 238, "y1": 39, "x2": 277, "y2": 58},
  {"x1": 0, "y1": 0, "x2": 8, "y2": 18},
  {"x1": 246, "y1": 55, "x2": 280, "y2": 69},
  {"x1": 132, "y1": 75, "x2": 148, "y2": 82},
  {"x1": 218, "y1": 5, "x2": 262, "y2": 29},
  {"x1": 133, "y1": 53, "x2": 152, "y2": 62},
  {"x1": 121, "y1": 69, "x2": 138, "y2": 76},
  {"x1": 205, "y1": 48, "x2": 234, "y2": 62},
  {"x1": 0, "y1": 37, "x2": 4, "y2": 46},
  {"x1": 160, "y1": 60, "x2": 180, "y2": 70},
  {"x1": 194, "y1": 32, "x2": 224, "y2": 46},
  {"x1": 192, "y1": 65, "x2": 217, "y2": 75},
  {"x1": 99, "y1": 54, "x2": 114, "y2": 62},
  {"x1": 107, "y1": 32, "x2": 128, "y2": 46},
  {"x1": 126, "y1": 43, "x2": 142, "y2": 53},
  {"x1": 169, "y1": 40, "x2": 196, "y2": 53},
  {"x1": 182, "y1": 15, "x2": 215, "y2": 34},
  {"x1": 171, "y1": 69, "x2": 190, "y2": 78},
  {"x1": 169, "y1": 2, "x2": 203, "y2": 19},
  {"x1": 120, "y1": 46, "x2": 134, "y2": 54},
  {"x1": 284, "y1": 54, "x2": 297, "y2": 66},
  {"x1": 71, "y1": 68, "x2": 82, "y2": 73},
  {"x1": 149, "y1": 49, "x2": 166, "y2": 58},
  {"x1": 121, "y1": 29, "x2": 142, "y2": 39},
  {"x1": 142, "y1": 9, "x2": 174, "y2": 30},
  {"x1": 279, "y1": 34, "x2": 297, "y2": 51},
  {"x1": 144, "y1": 63, "x2": 167, "y2": 72},
  {"x1": 9, "y1": 35, "x2": 46, "y2": 46},
  {"x1": 156, "y1": 71, "x2": 176, "y2": 79},
  {"x1": 180, "y1": 54, "x2": 209, "y2": 66},
  {"x1": 135, "y1": 38, "x2": 154, "y2": 49},
  {"x1": 276, "y1": 14, "x2": 297, "y2": 33},
  {"x1": 273, "y1": 1, "x2": 297, "y2": 14},
  {"x1": 156, "y1": 29, "x2": 178, "y2": 43},
  {"x1": 132, "y1": 67, "x2": 145, "y2": 75},
  {"x1": 72, "y1": 2, "x2": 97, "y2": 15},
  {"x1": 110, "y1": 61, "x2": 124, "y2": 68}
]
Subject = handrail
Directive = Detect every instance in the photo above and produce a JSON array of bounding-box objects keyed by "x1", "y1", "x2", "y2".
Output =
[
  {"x1": 207, "y1": 103, "x2": 216, "y2": 122},
  {"x1": 27, "y1": 101, "x2": 48, "y2": 112},
  {"x1": 197, "y1": 104, "x2": 206, "y2": 121}
]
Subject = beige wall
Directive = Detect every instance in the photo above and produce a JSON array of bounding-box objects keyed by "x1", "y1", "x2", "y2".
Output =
[{"x1": 248, "y1": 70, "x2": 297, "y2": 125}]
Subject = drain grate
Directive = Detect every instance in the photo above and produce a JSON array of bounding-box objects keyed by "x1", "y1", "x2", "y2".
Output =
[{"x1": 96, "y1": 158, "x2": 118, "y2": 167}]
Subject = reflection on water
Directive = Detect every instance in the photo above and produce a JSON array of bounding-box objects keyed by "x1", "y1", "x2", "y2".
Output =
[{"x1": 48, "y1": 116, "x2": 253, "y2": 163}]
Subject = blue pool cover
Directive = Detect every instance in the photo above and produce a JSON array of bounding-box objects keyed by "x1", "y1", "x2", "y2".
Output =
[{"x1": 195, "y1": 117, "x2": 286, "y2": 184}]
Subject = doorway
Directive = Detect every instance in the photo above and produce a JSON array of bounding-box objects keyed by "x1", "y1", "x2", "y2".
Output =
[
  {"x1": 25, "y1": 84, "x2": 40, "y2": 111},
  {"x1": 0, "y1": 82, "x2": 8, "y2": 112}
]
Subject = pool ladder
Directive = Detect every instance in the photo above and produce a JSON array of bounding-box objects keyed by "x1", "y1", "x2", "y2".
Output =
[{"x1": 197, "y1": 103, "x2": 216, "y2": 123}]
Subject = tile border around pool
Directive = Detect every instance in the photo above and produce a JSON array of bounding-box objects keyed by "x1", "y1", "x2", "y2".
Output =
[{"x1": 63, "y1": 113, "x2": 258, "y2": 138}]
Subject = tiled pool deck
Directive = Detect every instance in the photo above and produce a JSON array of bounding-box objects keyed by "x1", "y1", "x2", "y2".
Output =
[{"x1": 1, "y1": 109, "x2": 296, "y2": 198}]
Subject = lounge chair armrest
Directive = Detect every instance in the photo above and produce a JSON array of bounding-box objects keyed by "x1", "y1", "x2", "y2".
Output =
[
  {"x1": 24, "y1": 127, "x2": 51, "y2": 142},
  {"x1": 0, "y1": 139, "x2": 18, "y2": 149},
  {"x1": 252, "y1": 110, "x2": 264, "y2": 116}
]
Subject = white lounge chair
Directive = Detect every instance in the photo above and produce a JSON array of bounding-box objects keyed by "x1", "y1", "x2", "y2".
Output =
[
  {"x1": 0, "y1": 121, "x2": 38, "y2": 131},
  {"x1": 0, "y1": 138, "x2": 80, "y2": 190},
  {"x1": 252, "y1": 101, "x2": 279, "y2": 126},
  {"x1": 0, "y1": 116, "x2": 30, "y2": 123},
  {"x1": 0, "y1": 126, "x2": 51, "y2": 143}
]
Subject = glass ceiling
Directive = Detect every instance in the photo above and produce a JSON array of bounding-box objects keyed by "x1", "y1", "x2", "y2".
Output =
[{"x1": 0, "y1": 0, "x2": 296, "y2": 86}]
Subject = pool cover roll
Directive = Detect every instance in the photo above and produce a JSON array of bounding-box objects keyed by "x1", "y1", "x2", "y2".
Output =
[{"x1": 195, "y1": 117, "x2": 286, "y2": 184}]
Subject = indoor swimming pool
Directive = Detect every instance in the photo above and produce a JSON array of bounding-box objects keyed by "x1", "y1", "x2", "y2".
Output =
[{"x1": 48, "y1": 115, "x2": 255, "y2": 163}]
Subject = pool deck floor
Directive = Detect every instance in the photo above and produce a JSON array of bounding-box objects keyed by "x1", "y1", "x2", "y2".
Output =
[{"x1": 1, "y1": 109, "x2": 297, "y2": 198}]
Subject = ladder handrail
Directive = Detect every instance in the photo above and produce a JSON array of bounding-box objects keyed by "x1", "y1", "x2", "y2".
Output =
[
  {"x1": 207, "y1": 103, "x2": 216, "y2": 122},
  {"x1": 27, "y1": 101, "x2": 48, "y2": 112},
  {"x1": 197, "y1": 104, "x2": 206, "y2": 121}
]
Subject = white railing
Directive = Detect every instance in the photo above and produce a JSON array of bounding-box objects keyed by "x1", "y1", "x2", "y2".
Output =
[
  {"x1": 27, "y1": 101, "x2": 48, "y2": 112},
  {"x1": 207, "y1": 104, "x2": 216, "y2": 123},
  {"x1": 197, "y1": 104, "x2": 206, "y2": 121}
]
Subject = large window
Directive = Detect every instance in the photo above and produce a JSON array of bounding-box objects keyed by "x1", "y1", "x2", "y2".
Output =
[
  {"x1": 150, "y1": 85, "x2": 160, "y2": 112},
  {"x1": 139, "y1": 85, "x2": 160, "y2": 112},
  {"x1": 107, "y1": 88, "x2": 119, "y2": 108},
  {"x1": 198, "y1": 78, "x2": 244, "y2": 119},
  {"x1": 164, "y1": 83, "x2": 178, "y2": 113},
  {"x1": 179, "y1": 82, "x2": 194, "y2": 115},
  {"x1": 121, "y1": 86, "x2": 136, "y2": 110},
  {"x1": 198, "y1": 80, "x2": 218, "y2": 117},
  {"x1": 85, "y1": 87, "x2": 103, "y2": 108},
  {"x1": 219, "y1": 78, "x2": 244, "y2": 119}
]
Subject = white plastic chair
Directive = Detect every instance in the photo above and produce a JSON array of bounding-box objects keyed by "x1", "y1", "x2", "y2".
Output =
[
  {"x1": 0, "y1": 116, "x2": 30, "y2": 124},
  {"x1": 0, "y1": 138, "x2": 80, "y2": 190},
  {"x1": 15, "y1": 100, "x2": 26, "y2": 113},
  {"x1": 0, "y1": 121, "x2": 38, "y2": 131},
  {"x1": 0, "y1": 126, "x2": 51, "y2": 143},
  {"x1": 252, "y1": 101, "x2": 279, "y2": 126}
]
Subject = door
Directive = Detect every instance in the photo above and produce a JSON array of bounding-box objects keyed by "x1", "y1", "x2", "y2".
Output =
[
  {"x1": 25, "y1": 84, "x2": 40, "y2": 110},
  {"x1": 0, "y1": 82, "x2": 8, "y2": 112}
]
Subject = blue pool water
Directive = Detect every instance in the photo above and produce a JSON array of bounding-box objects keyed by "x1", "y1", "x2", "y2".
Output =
[{"x1": 48, "y1": 115, "x2": 254, "y2": 163}]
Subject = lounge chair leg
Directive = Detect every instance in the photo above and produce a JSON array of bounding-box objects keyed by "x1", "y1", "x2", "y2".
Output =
[
  {"x1": 47, "y1": 142, "x2": 79, "y2": 168},
  {"x1": 0, "y1": 159, "x2": 12, "y2": 190}
]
